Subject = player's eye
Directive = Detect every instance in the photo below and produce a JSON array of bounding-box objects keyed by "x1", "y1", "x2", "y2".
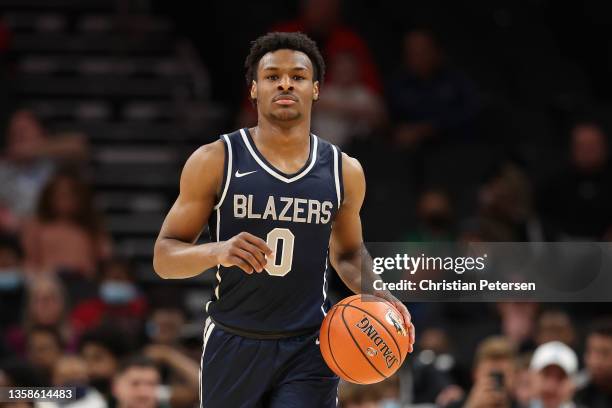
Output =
[
  {"x1": 292, "y1": 75, "x2": 304, "y2": 80},
  {"x1": 267, "y1": 75, "x2": 278, "y2": 80}
]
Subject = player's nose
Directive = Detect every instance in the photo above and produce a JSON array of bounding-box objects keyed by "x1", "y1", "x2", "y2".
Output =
[{"x1": 277, "y1": 75, "x2": 293, "y2": 90}]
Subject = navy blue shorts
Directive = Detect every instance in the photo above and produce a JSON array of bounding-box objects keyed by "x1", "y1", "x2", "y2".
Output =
[{"x1": 199, "y1": 318, "x2": 339, "y2": 408}]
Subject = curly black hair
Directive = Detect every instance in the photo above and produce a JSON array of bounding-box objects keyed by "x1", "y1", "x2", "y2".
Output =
[{"x1": 244, "y1": 32, "x2": 325, "y2": 86}]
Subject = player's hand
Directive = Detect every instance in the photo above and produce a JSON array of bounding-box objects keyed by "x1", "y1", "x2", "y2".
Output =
[
  {"x1": 377, "y1": 292, "x2": 415, "y2": 353},
  {"x1": 215, "y1": 232, "x2": 273, "y2": 274}
]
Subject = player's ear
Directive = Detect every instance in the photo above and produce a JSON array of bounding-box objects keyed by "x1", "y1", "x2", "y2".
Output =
[
  {"x1": 250, "y1": 80, "x2": 257, "y2": 101},
  {"x1": 313, "y1": 81, "x2": 320, "y2": 101}
]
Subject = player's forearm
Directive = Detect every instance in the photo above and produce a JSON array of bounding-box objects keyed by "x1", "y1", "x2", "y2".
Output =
[
  {"x1": 153, "y1": 238, "x2": 221, "y2": 279},
  {"x1": 334, "y1": 244, "x2": 392, "y2": 299}
]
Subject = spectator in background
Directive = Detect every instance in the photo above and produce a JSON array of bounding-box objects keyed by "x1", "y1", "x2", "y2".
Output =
[
  {"x1": 528, "y1": 341, "x2": 580, "y2": 408},
  {"x1": 497, "y1": 302, "x2": 539, "y2": 352},
  {"x1": 312, "y1": 51, "x2": 385, "y2": 148},
  {"x1": 387, "y1": 30, "x2": 478, "y2": 149},
  {"x1": 146, "y1": 305, "x2": 185, "y2": 347},
  {"x1": 446, "y1": 336, "x2": 519, "y2": 408},
  {"x1": 21, "y1": 170, "x2": 112, "y2": 278},
  {"x1": 397, "y1": 326, "x2": 464, "y2": 406},
  {"x1": 539, "y1": 122, "x2": 612, "y2": 240},
  {"x1": 405, "y1": 189, "x2": 455, "y2": 242},
  {"x1": 535, "y1": 310, "x2": 576, "y2": 348},
  {"x1": 50, "y1": 355, "x2": 107, "y2": 408},
  {"x1": 575, "y1": 318, "x2": 612, "y2": 408},
  {"x1": 5, "y1": 275, "x2": 76, "y2": 356},
  {"x1": 0, "y1": 234, "x2": 26, "y2": 331},
  {"x1": 338, "y1": 380, "x2": 383, "y2": 408},
  {"x1": 143, "y1": 343, "x2": 200, "y2": 408},
  {"x1": 0, "y1": 110, "x2": 87, "y2": 232},
  {"x1": 272, "y1": 0, "x2": 381, "y2": 93},
  {"x1": 0, "y1": 358, "x2": 46, "y2": 388},
  {"x1": 112, "y1": 356, "x2": 163, "y2": 408},
  {"x1": 470, "y1": 162, "x2": 556, "y2": 242},
  {"x1": 513, "y1": 353, "x2": 535, "y2": 407},
  {"x1": 239, "y1": 0, "x2": 382, "y2": 126},
  {"x1": 71, "y1": 258, "x2": 147, "y2": 337},
  {"x1": 25, "y1": 326, "x2": 64, "y2": 385},
  {"x1": 79, "y1": 325, "x2": 134, "y2": 405}
]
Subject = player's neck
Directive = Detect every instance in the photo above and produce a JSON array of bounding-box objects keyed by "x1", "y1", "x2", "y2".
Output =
[{"x1": 252, "y1": 119, "x2": 311, "y2": 152}]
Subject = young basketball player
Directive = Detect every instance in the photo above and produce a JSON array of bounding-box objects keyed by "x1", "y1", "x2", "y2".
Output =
[{"x1": 153, "y1": 32, "x2": 415, "y2": 407}]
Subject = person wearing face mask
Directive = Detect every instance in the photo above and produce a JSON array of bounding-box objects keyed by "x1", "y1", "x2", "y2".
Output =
[
  {"x1": 70, "y1": 258, "x2": 147, "y2": 337},
  {"x1": 406, "y1": 189, "x2": 455, "y2": 242},
  {"x1": 0, "y1": 234, "x2": 26, "y2": 331}
]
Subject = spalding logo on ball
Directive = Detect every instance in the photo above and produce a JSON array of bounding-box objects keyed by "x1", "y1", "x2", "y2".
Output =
[{"x1": 318, "y1": 294, "x2": 411, "y2": 384}]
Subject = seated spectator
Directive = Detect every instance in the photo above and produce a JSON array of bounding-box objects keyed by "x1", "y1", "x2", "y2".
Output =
[
  {"x1": 0, "y1": 110, "x2": 87, "y2": 231},
  {"x1": 446, "y1": 336, "x2": 520, "y2": 408},
  {"x1": 338, "y1": 380, "x2": 383, "y2": 408},
  {"x1": 387, "y1": 30, "x2": 479, "y2": 149},
  {"x1": 5, "y1": 275, "x2": 76, "y2": 356},
  {"x1": 497, "y1": 302, "x2": 539, "y2": 352},
  {"x1": 0, "y1": 233, "x2": 26, "y2": 331},
  {"x1": 405, "y1": 189, "x2": 455, "y2": 242},
  {"x1": 575, "y1": 318, "x2": 612, "y2": 408},
  {"x1": 48, "y1": 355, "x2": 107, "y2": 408},
  {"x1": 397, "y1": 326, "x2": 463, "y2": 406},
  {"x1": 25, "y1": 326, "x2": 64, "y2": 385},
  {"x1": 79, "y1": 325, "x2": 134, "y2": 405},
  {"x1": 238, "y1": 0, "x2": 382, "y2": 127},
  {"x1": 71, "y1": 258, "x2": 147, "y2": 336},
  {"x1": 467, "y1": 162, "x2": 557, "y2": 241},
  {"x1": 112, "y1": 356, "x2": 163, "y2": 408},
  {"x1": 528, "y1": 341, "x2": 580, "y2": 408},
  {"x1": 538, "y1": 122, "x2": 612, "y2": 239},
  {"x1": 312, "y1": 51, "x2": 385, "y2": 148},
  {"x1": 143, "y1": 344, "x2": 199, "y2": 408},
  {"x1": 0, "y1": 357, "x2": 46, "y2": 388},
  {"x1": 21, "y1": 170, "x2": 112, "y2": 278},
  {"x1": 273, "y1": 0, "x2": 381, "y2": 92},
  {"x1": 535, "y1": 310, "x2": 577, "y2": 348},
  {"x1": 146, "y1": 305, "x2": 186, "y2": 347},
  {"x1": 513, "y1": 353, "x2": 535, "y2": 407}
]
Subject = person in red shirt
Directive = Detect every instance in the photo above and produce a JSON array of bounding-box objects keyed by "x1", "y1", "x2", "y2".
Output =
[
  {"x1": 238, "y1": 0, "x2": 382, "y2": 126},
  {"x1": 71, "y1": 258, "x2": 147, "y2": 337}
]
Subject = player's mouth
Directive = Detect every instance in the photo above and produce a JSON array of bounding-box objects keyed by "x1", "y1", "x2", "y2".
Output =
[{"x1": 273, "y1": 94, "x2": 298, "y2": 105}]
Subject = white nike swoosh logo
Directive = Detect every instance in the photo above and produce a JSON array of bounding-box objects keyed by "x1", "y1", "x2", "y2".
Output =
[
  {"x1": 315, "y1": 338, "x2": 320, "y2": 345},
  {"x1": 235, "y1": 170, "x2": 257, "y2": 178}
]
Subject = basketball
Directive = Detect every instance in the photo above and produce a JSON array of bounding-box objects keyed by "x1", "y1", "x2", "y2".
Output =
[{"x1": 319, "y1": 294, "x2": 410, "y2": 384}]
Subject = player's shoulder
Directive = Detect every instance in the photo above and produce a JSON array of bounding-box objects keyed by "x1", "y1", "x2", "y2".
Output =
[
  {"x1": 185, "y1": 139, "x2": 225, "y2": 170},
  {"x1": 179, "y1": 139, "x2": 226, "y2": 194},
  {"x1": 339, "y1": 152, "x2": 365, "y2": 204},
  {"x1": 341, "y1": 152, "x2": 364, "y2": 180}
]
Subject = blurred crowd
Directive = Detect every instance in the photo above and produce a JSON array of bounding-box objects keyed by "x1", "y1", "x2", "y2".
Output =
[{"x1": 1, "y1": 0, "x2": 612, "y2": 407}]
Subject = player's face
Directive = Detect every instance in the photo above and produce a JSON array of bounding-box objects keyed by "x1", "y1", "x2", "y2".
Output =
[{"x1": 251, "y1": 49, "x2": 319, "y2": 123}]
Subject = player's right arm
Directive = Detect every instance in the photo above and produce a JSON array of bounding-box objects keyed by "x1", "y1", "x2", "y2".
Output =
[{"x1": 153, "y1": 141, "x2": 272, "y2": 279}]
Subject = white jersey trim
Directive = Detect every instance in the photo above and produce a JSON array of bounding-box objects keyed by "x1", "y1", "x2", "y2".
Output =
[
  {"x1": 332, "y1": 145, "x2": 341, "y2": 208},
  {"x1": 320, "y1": 250, "x2": 330, "y2": 317},
  {"x1": 199, "y1": 317, "x2": 215, "y2": 408},
  {"x1": 213, "y1": 134, "x2": 232, "y2": 210},
  {"x1": 239, "y1": 128, "x2": 318, "y2": 183}
]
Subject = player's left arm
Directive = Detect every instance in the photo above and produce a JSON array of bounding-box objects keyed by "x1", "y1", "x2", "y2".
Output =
[{"x1": 329, "y1": 153, "x2": 415, "y2": 351}]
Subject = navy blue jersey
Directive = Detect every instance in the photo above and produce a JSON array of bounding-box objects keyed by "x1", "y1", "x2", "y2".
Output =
[{"x1": 205, "y1": 128, "x2": 344, "y2": 333}]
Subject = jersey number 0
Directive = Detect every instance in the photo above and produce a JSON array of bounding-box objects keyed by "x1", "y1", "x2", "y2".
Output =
[{"x1": 265, "y1": 228, "x2": 295, "y2": 277}]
